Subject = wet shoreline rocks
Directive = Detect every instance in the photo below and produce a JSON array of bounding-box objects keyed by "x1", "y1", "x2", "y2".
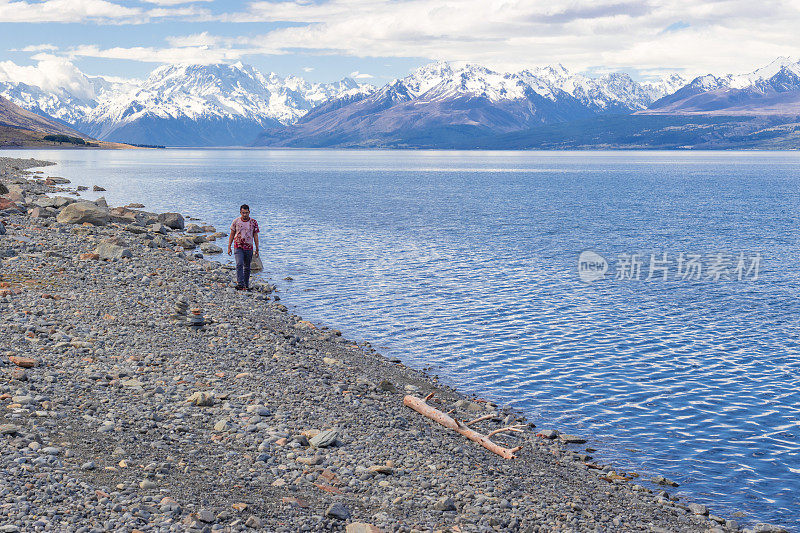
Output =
[{"x1": 0, "y1": 156, "x2": 785, "y2": 532}]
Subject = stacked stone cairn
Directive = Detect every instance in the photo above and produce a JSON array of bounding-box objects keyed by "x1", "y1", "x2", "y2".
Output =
[
  {"x1": 170, "y1": 296, "x2": 189, "y2": 323},
  {"x1": 188, "y1": 308, "x2": 206, "y2": 329}
]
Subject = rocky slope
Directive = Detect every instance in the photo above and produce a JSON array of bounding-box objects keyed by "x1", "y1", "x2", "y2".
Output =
[{"x1": 0, "y1": 95, "x2": 101, "y2": 148}]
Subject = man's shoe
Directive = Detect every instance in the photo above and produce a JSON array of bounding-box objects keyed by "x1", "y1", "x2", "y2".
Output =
[{"x1": 235, "y1": 285, "x2": 245, "y2": 291}]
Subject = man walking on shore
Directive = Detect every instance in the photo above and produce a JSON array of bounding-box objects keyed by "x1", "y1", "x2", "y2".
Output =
[{"x1": 227, "y1": 204, "x2": 259, "y2": 290}]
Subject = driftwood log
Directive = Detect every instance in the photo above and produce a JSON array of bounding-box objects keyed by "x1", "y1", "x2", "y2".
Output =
[{"x1": 403, "y1": 394, "x2": 523, "y2": 459}]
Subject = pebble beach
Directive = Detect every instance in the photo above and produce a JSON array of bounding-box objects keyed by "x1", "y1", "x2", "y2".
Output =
[{"x1": 0, "y1": 156, "x2": 787, "y2": 533}]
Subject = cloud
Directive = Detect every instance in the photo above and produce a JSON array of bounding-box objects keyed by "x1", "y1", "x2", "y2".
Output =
[
  {"x1": 0, "y1": 0, "x2": 141, "y2": 23},
  {"x1": 166, "y1": 31, "x2": 223, "y2": 48},
  {"x1": 216, "y1": 0, "x2": 800, "y2": 78},
  {"x1": 0, "y1": 0, "x2": 211, "y2": 24},
  {"x1": 6, "y1": 0, "x2": 800, "y2": 80},
  {"x1": 302, "y1": 67, "x2": 314, "y2": 72},
  {"x1": 65, "y1": 44, "x2": 249, "y2": 64},
  {"x1": 92, "y1": 73, "x2": 139, "y2": 85},
  {"x1": 349, "y1": 71, "x2": 373, "y2": 79},
  {"x1": 13, "y1": 44, "x2": 59, "y2": 52},
  {"x1": 140, "y1": 0, "x2": 212, "y2": 5},
  {"x1": 0, "y1": 59, "x2": 95, "y2": 98}
]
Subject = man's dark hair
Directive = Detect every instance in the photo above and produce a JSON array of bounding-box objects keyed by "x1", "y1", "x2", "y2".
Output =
[{"x1": 240, "y1": 204, "x2": 250, "y2": 211}]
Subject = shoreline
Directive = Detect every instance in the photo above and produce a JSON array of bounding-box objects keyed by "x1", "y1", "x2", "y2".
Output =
[{"x1": 0, "y1": 156, "x2": 785, "y2": 532}]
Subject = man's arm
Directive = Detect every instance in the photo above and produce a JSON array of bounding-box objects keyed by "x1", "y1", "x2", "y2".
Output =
[
  {"x1": 227, "y1": 231, "x2": 234, "y2": 255},
  {"x1": 254, "y1": 233, "x2": 259, "y2": 256}
]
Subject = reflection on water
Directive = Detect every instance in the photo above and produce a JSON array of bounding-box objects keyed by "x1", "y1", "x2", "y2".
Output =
[{"x1": 6, "y1": 148, "x2": 800, "y2": 528}]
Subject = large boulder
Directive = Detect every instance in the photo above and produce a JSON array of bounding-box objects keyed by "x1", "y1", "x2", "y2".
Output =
[
  {"x1": 0, "y1": 198, "x2": 20, "y2": 212},
  {"x1": 123, "y1": 224, "x2": 147, "y2": 234},
  {"x1": 109, "y1": 207, "x2": 157, "y2": 225},
  {"x1": 158, "y1": 212, "x2": 184, "y2": 230},
  {"x1": 109, "y1": 206, "x2": 137, "y2": 223},
  {"x1": 56, "y1": 202, "x2": 110, "y2": 226},
  {"x1": 36, "y1": 196, "x2": 74, "y2": 209},
  {"x1": 29, "y1": 207, "x2": 56, "y2": 219},
  {"x1": 94, "y1": 242, "x2": 132, "y2": 260},
  {"x1": 148, "y1": 223, "x2": 168, "y2": 234},
  {"x1": 200, "y1": 243, "x2": 222, "y2": 254},
  {"x1": 6, "y1": 190, "x2": 24, "y2": 203},
  {"x1": 175, "y1": 236, "x2": 197, "y2": 249}
]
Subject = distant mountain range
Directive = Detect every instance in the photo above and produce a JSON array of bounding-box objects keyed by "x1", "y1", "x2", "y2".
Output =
[
  {"x1": 641, "y1": 57, "x2": 800, "y2": 116},
  {"x1": 255, "y1": 62, "x2": 687, "y2": 148},
  {"x1": 0, "y1": 62, "x2": 371, "y2": 146},
  {"x1": 1, "y1": 57, "x2": 799, "y2": 149}
]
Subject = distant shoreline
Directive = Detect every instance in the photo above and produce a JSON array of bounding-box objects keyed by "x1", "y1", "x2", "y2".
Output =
[{"x1": 4, "y1": 145, "x2": 798, "y2": 152}]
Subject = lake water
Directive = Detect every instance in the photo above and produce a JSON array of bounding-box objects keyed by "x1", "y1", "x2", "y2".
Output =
[{"x1": 4, "y1": 148, "x2": 800, "y2": 528}]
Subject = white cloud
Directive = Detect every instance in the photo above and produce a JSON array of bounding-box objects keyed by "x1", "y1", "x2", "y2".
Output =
[
  {"x1": 13, "y1": 44, "x2": 59, "y2": 52},
  {"x1": 65, "y1": 44, "x2": 250, "y2": 64},
  {"x1": 0, "y1": 0, "x2": 211, "y2": 24},
  {"x1": 302, "y1": 67, "x2": 314, "y2": 72},
  {"x1": 0, "y1": 59, "x2": 95, "y2": 98},
  {"x1": 349, "y1": 71, "x2": 373, "y2": 79},
  {"x1": 218, "y1": 0, "x2": 800, "y2": 78},
  {"x1": 166, "y1": 31, "x2": 223, "y2": 48},
  {"x1": 6, "y1": 0, "x2": 800, "y2": 80},
  {"x1": 140, "y1": 0, "x2": 212, "y2": 5},
  {"x1": 0, "y1": 0, "x2": 142, "y2": 23},
  {"x1": 92, "y1": 73, "x2": 139, "y2": 85}
]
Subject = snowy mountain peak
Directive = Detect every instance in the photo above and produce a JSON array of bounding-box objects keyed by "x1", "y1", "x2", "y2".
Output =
[
  {"x1": 526, "y1": 63, "x2": 572, "y2": 82},
  {"x1": 680, "y1": 57, "x2": 800, "y2": 93},
  {"x1": 403, "y1": 61, "x2": 496, "y2": 98},
  {"x1": 750, "y1": 56, "x2": 799, "y2": 78}
]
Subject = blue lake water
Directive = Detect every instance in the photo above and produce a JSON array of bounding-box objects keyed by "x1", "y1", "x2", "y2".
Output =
[{"x1": 4, "y1": 148, "x2": 800, "y2": 528}]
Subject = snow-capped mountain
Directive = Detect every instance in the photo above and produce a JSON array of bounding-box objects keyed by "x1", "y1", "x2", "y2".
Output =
[
  {"x1": 726, "y1": 56, "x2": 800, "y2": 89},
  {"x1": 644, "y1": 57, "x2": 800, "y2": 115},
  {"x1": 401, "y1": 62, "x2": 529, "y2": 101},
  {"x1": 0, "y1": 71, "x2": 133, "y2": 127},
  {"x1": 255, "y1": 61, "x2": 686, "y2": 148},
  {"x1": 76, "y1": 62, "x2": 373, "y2": 146},
  {"x1": 0, "y1": 94, "x2": 90, "y2": 142},
  {"x1": 395, "y1": 61, "x2": 684, "y2": 110},
  {"x1": 0, "y1": 82, "x2": 94, "y2": 127},
  {"x1": 1, "y1": 61, "x2": 373, "y2": 146},
  {"x1": 9, "y1": 57, "x2": 797, "y2": 148},
  {"x1": 519, "y1": 64, "x2": 686, "y2": 111}
]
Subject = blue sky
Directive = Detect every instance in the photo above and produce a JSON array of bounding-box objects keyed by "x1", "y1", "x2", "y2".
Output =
[{"x1": 1, "y1": 0, "x2": 799, "y2": 85}]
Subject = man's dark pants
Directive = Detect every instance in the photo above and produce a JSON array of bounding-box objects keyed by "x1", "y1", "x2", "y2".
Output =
[{"x1": 234, "y1": 248, "x2": 253, "y2": 288}]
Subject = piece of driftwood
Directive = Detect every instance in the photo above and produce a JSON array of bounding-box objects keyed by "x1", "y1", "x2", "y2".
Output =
[
  {"x1": 464, "y1": 413, "x2": 495, "y2": 426},
  {"x1": 403, "y1": 394, "x2": 522, "y2": 459}
]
